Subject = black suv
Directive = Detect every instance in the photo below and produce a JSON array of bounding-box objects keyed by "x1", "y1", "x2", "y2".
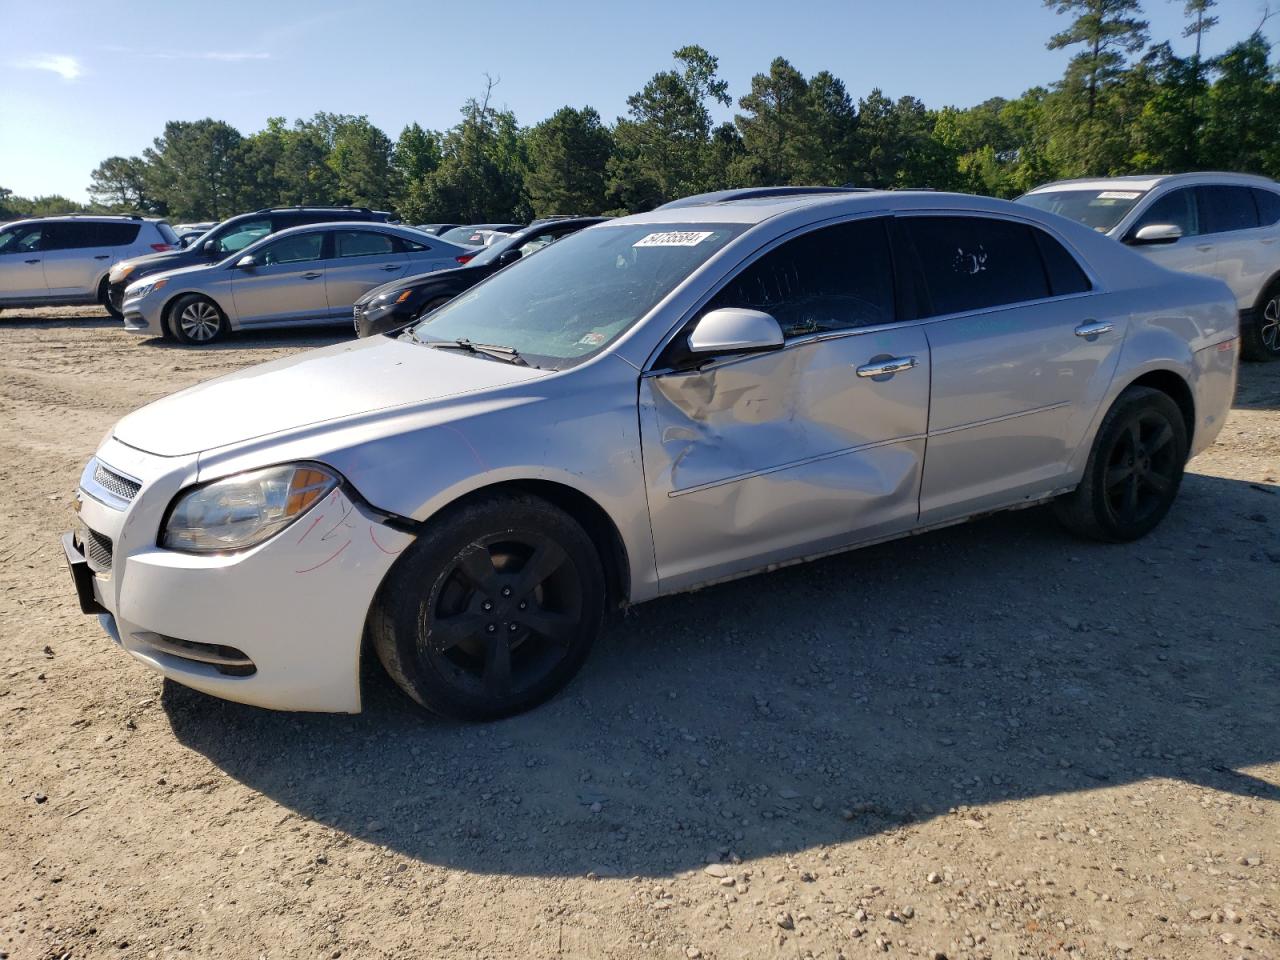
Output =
[{"x1": 106, "y1": 206, "x2": 394, "y2": 311}]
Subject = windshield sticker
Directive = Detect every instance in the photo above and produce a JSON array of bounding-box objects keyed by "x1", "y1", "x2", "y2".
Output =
[
  {"x1": 633, "y1": 231, "x2": 714, "y2": 248},
  {"x1": 1097, "y1": 191, "x2": 1141, "y2": 200},
  {"x1": 578, "y1": 331, "x2": 606, "y2": 347}
]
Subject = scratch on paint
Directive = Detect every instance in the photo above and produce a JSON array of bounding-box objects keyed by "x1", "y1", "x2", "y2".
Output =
[
  {"x1": 295, "y1": 539, "x2": 351, "y2": 574},
  {"x1": 369, "y1": 525, "x2": 406, "y2": 556},
  {"x1": 296, "y1": 513, "x2": 325, "y2": 544}
]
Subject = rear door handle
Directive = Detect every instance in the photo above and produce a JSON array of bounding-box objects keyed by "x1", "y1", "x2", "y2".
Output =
[
  {"x1": 24, "y1": 258, "x2": 40, "y2": 264},
  {"x1": 93, "y1": 254, "x2": 111, "y2": 260},
  {"x1": 381, "y1": 264, "x2": 401, "y2": 271},
  {"x1": 856, "y1": 355, "x2": 918, "y2": 378},
  {"x1": 1196, "y1": 244, "x2": 1215, "y2": 253},
  {"x1": 1074, "y1": 321, "x2": 1113, "y2": 339},
  {"x1": 301, "y1": 271, "x2": 322, "y2": 280}
]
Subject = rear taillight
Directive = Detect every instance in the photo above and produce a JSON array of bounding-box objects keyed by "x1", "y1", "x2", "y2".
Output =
[
  {"x1": 150, "y1": 243, "x2": 173, "y2": 252},
  {"x1": 455, "y1": 254, "x2": 474, "y2": 265}
]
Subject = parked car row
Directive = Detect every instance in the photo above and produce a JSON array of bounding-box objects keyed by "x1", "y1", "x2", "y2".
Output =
[{"x1": 65, "y1": 185, "x2": 1239, "y2": 721}]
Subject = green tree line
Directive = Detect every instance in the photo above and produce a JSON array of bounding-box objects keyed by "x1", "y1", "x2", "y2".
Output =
[{"x1": 3, "y1": 0, "x2": 1277, "y2": 224}]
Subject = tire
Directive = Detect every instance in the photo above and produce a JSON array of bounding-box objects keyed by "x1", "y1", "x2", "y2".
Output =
[
  {"x1": 1242, "y1": 282, "x2": 1280, "y2": 362},
  {"x1": 370, "y1": 492, "x2": 606, "y2": 720},
  {"x1": 167, "y1": 294, "x2": 228, "y2": 345},
  {"x1": 99, "y1": 278, "x2": 123, "y2": 320},
  {"x1": 1054, "y1": 386, "x2": 1189, "y2": 542},
  {"x1": 419, "y1": 296, "x2": 452, "y2": 319}
]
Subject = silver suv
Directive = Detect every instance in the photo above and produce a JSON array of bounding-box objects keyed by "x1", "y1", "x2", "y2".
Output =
[
  {"x1": 1019, "y1": 172, "x2": 1280, "y2": 361},
  {"x1": 0, "y1": 216, "x2": 178, "y2": 318}
]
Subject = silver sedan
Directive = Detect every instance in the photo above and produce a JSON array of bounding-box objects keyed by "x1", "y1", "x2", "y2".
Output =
[
  {"x1": 67, "y1": 189, "x2": 1238, "y2": 720},
  {"x1": 120, "y1": 222, "x2": 474, "y2": 344}
]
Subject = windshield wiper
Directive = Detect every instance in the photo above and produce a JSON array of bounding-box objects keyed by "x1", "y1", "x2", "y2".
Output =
[{"x1": 424, "y1": 337, "x2": 529, "y2": 366}]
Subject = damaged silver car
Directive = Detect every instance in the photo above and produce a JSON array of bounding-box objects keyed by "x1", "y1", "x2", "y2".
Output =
[{"x1": 67, "y1": 187, "x2": 1238, "y2": 720}]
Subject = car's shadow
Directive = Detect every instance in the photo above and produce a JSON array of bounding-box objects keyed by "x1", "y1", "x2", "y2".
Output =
[
  {"x1": 0, "y1": 312, "x2": 118, "y2": 329},
  {"x1": 164, "y1": 470, "x2": 1280, "y2": 877},
  {"x1": 143, "y1": 328, "x2": 351, "y2": 351}
]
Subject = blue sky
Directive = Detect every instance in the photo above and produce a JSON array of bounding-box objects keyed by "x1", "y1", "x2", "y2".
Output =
[{"x1": 1, "y1": 0, "x2": 1276, "y2": 202}]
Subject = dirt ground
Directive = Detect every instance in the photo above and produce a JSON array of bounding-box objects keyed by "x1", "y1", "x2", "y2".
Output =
[{"x1": 0, "y1": 307, "x2": 1277, "y2": 960}]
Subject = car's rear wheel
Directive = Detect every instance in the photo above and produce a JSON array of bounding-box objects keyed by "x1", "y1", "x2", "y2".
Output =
[
  {"x1": 370, "y1": 492, "x2": 605, "y2": 720},
  {"x1": 168, "y1": 294, "x2": 227, "y2": 345},
  {"x1": 98, "y1": 278, "x2": 123, "y2": 320},
  {"x1": 1054, "y1": 386, "x2": 1188, "y2": 542},
  {"x1": 1242, "y1": 282, "x2": 1280, "y2": 361},
  {"x1": 418, "y1": 296, "x2": 451, "y2": 320}
]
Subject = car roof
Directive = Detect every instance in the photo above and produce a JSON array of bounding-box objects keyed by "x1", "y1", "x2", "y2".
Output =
[
  {"x1": 2, "y1": 214, "x2": 165, "y2": 226},
  {"x1": 609, "y1": 189, "x2": 1037, "y2": 226},
  {"x1": 241, "y1": 220, "x2": 466, "y2": 250},
  {"x1": 1024, "y1": 171, "x2": 1280, "y2": 194}
]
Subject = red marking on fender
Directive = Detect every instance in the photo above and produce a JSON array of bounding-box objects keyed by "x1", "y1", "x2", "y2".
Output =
[
  {"x1": 295, "y1": 539, "x2": 350, "y2": 573},
  {"x1": 297, "y1": 513, "x2": 325, "y2": 544},
  {"x1": 369, "y1": 525, "x2": 406, "y2": 555}
]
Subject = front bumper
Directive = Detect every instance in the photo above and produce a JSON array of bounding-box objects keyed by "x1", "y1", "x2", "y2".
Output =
[
  {"x1": 352, "y1": 299, "x2": 414, "y2": 338},
  {"x1": 121, "y1": 295, "x2": 161, "y2": 335},
  {"x1": 66, "y1": 440, "x2": 415, "y2": 712}
]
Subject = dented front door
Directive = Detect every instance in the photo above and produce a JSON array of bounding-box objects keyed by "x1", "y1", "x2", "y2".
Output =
[{"x1": 640, "y1": 328, "x2": 930, "y2": 593}]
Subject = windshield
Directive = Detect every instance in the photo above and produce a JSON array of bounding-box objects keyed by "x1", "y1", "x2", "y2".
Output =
[
  {"x1": 1017, "y1": 188, "x2": 1147, "y2": 233},
  {"x1": 409, "y1": 223, "x2": 748, "y2": 367}
]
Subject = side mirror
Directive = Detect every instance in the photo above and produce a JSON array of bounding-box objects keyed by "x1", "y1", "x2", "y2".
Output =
[
  {"x1": 496, "y1": 248, "x2": 521, "y2": 266},
  {"x1": 1129, "y1": 223, "x2": 1183, "y2": 245},
  {"x1": 202, "y1": 239, "x2": 219, "y2": 255},
  {"x1": 235, "y1": 254, "x2": 257, "y2": 269},
  {"x1": 687, "y1": 307, "x2": 784, "y2": 356},
  {"x1": 177, "y1": 236, "x2": 191, "y2": 248}
]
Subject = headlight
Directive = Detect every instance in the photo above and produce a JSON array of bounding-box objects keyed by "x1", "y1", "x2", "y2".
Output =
[
  {"x1": 374, "y1": 288, "x2": 414, "y2": 305},
  {"x1": 126, "y1": 277, "x2": 167, "y2": 300},
  {"x1": 162, "y1": 464, "x2": 338, "y2": 553}
]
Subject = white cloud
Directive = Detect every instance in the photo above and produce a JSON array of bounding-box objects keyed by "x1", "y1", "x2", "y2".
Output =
[{"x1": 12, "y1": 54, "x2": 82, "y2": 80}]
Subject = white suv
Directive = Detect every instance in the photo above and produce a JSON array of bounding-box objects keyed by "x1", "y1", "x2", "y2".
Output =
[
  {"x1": 1020, "y1": 172, "x2": 1280, "y2": 361},
  {"x1": 0, "y1": 215, "x2": 178, "y2": 318}
]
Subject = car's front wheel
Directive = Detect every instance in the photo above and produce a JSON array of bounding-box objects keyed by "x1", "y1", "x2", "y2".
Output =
[
  {"x1": 1243, "y1": 282, "x2": 1280, "y2": 361},
  {"x1": 370, "y1": 492, "x2": 606, "y2": 720},
  {"x1": 1054, "y1": 386, "x2": 1188, "y2": 542},
  {"x1": 168, "y1": 294, "x2": 228, "y2": 345}
]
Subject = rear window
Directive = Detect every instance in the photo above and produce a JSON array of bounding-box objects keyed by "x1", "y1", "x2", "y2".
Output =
[
  {"x1": 905, "y1": 216, "x2": 1051, "y2": 316},
  {"x1": 334, "y1": 231, "x2": 396, "y2": 258}
]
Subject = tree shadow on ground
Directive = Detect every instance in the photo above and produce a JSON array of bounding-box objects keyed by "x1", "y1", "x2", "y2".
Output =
[{"x1": 164, "y1": 470, "x2": 1280, "y2": 879}]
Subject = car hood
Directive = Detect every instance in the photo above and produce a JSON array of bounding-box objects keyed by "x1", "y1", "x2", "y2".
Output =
[
  {"x1": 125, "y1": 260, "x2": 218, "y2": 291},
  {"x1": 114, "y1": 248, "x2": 202, "y2": 279},
  {"x1": 112, "y1": 335, "x2": 547, "y2": 456},
  {"x1": 355, "y1": 262, "x2": 485, "y2": 306}
]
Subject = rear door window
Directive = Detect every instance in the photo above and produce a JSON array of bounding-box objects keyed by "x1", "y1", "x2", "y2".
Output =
[
  {"x1": 1198, "y1": 186, "x2": 1260, "y2": 235},
  {"x1": 706, "y1": 217, "x2": 896, "y2": 337},
  {"x1": 40, "y1": 222, "x2": 102, "y2": 250},
  {"x1": 334, "y1": 230, "x2": 396, "y2": 258},
  {"x1": 904, "y1": 216, "x2": 1051, "y2": 316},
  {"x1": 1131, "y1": 188, "x2": 1199, "y2": 238}
]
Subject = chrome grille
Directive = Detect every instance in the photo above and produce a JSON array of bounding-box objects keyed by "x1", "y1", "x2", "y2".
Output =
[
  {"x1": 80, "y1": 525, "x2": 113, "y2": 571},
  {"x1": 94, "y1": 462, "x2": 141, "y2": 501}
]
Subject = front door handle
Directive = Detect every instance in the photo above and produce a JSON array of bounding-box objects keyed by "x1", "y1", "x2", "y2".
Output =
[
  {"x1": 381, "y1": 264, "x2": 400, "y2": 271},
  {"x1": 856, "y1": 355, "x2": 918, "y2": 378},
  {"x1": 24, "y1": 258, "x2": 40, "y2": 264},
  {"x1": 1196, "y1": 244, "x2": 1215, "y2": 253},
  {"x1": 1074, "y1": 320, "x2": 1113, "y2": 339},
  {"x1": 93, "y1": 254, "x2": 111, "y2": 260},
  {"x1": 301, "y1": 271, "x2": 322, "y2": 280}
]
